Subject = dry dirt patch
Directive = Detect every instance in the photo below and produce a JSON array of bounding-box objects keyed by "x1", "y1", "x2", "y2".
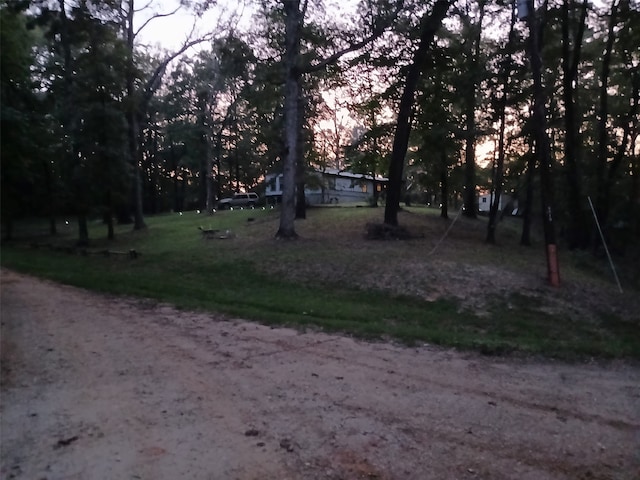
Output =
[{"x1": 1, "y1": 269, "x2": 639, "y2": 479}]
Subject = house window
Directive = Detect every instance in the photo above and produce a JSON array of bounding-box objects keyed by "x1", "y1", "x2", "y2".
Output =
[
  {"x1": 361, "y1": 184, "x2": 368, "y2": 193},
  {"x1": 482, "y1": 197, "x2": 487, "y2": 203}
]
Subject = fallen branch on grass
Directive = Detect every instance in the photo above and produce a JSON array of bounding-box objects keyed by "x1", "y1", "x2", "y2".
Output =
[{"x1": 198, "y1": 226, "x2": 235, "y2": 240}]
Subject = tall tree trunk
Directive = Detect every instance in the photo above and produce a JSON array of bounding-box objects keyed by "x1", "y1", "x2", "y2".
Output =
[
  {"x1": 486, "y1": 99, "x2": 507, "y2": 243},
  {"x1": 462, "y1": 0, "x2": 486, "y2": 219},
  {"x1": 561, "y1": 0, "x2": 589, "y2": 249},
  {"x1": 125, "y1": 0, "x2": 146, "y2": 230},
  {"x1": 525, "y1": 0, "x2": 560, "y2": 286},
  {"x1": 384, "y1": 0, "x2": 451, "y2": 226},
  {"x1": 487, "y1": 0, "x2": 516, "y2": 244},
  {"x1": 277, "y1": 0, "x2": 303, "y2": 239},
  {"x1": 594, "y1": 0, "x2": 619, "y2": 238}
]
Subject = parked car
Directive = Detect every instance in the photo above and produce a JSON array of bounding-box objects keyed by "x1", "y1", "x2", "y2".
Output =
[{"x1": 217, "y1": 192, "x2": 259, "y2": 209}]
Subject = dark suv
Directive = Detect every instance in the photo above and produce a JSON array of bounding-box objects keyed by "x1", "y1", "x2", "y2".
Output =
[{"x1": 217, "y1": 192, "x2": 259, "y2": 209}]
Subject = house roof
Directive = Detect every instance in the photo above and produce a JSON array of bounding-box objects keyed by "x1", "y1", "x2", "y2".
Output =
[
  {"x1": 266, "y1": 168, "x2": 387, "y2": 182},
  {"x1": 320, "y1": 168, "x2": 388, "y2": 182}
]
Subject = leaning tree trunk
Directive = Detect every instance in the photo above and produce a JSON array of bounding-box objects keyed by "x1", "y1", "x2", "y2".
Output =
[{"x1": 384, "y1": 0, "x2": 452, "y2": 226}]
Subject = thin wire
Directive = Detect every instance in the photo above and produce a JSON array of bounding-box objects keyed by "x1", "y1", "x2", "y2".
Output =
[
  {"x1": 426, "y1": 205, "x2": 464, "y2": 257},
  {"x1": 587, "y1": 196, "x2": 623, "y2": 294}
]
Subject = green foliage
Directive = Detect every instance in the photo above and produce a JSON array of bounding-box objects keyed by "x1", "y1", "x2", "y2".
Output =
[
  {"x1": 4, "y1": 0, "x2": 639, "y2": 252},
  {"x1": 0, "y1": 6, "x2": 38, "y2": 233}
]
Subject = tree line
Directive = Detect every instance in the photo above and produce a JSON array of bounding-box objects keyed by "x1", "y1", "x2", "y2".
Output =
[{"x1": 1, "y1": 0, "x2": 638, "y2": 256}]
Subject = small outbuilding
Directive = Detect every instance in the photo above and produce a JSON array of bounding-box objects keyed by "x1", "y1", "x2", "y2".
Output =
[{"x1": 478, "y1": 191, "x2": 517, "y2": 215}]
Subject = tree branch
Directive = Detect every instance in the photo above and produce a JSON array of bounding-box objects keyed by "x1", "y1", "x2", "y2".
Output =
[
  {"x1": 301, "y1": 0, "x2": 405, "y2": 74},
  {"x1": 142, "y1": 33, "x2": 214, "y2": 106},
  {"x1": 134, "y1": 5, "x2": 182, "y2": 39},
  {"x1": 134, "y1": 0, "x2": 153, "y2": 13},
  {"x1": 568, "y1": 0, "x2": 588, "y2": 81},
  {"x1": 302, "y1": 30, "x2": 383, "y2": 74}
]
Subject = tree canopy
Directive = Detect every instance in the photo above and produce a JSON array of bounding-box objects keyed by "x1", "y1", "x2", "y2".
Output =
[{"x1": 2, "y1": 0, "x2": 639, "y2": 264}]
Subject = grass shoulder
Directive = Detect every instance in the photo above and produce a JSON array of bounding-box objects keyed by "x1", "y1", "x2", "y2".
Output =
[{"x1": 2, "y1": 207, "x2": 638, "y2": 360}]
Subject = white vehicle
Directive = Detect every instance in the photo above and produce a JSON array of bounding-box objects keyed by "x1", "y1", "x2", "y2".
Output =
[{"x1": 217, "y1": 192, "x2": 259, "y2": 209}]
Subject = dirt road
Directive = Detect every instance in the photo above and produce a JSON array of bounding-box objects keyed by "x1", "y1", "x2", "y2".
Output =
[{"x1": 1, "y1": 269, "x2": 639, "y2": 480}]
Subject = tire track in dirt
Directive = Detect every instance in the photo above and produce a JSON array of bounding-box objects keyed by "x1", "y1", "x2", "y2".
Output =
[
  {"x1": 196, "y1": 328, "x2": 640, "y2": 433},
  {"x1": 2, "y1": 269, "x2": 639, "y2": 480}
]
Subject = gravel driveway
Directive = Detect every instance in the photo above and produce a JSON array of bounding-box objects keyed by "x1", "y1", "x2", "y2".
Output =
[{"x1": 1, "y1": 269, "x2": 638, "y2": 479}]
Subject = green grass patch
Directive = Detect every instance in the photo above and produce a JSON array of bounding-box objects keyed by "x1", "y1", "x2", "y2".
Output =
[{"x1": 2, "y1": 207, "x2": 638, "y2": 359}]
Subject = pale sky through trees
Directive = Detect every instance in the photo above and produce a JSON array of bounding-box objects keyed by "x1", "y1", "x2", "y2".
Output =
[
  {"x1": 136, "y1": 0, "x2": 254, "y2": 51},
  {"x1": 137, "y1": 0, "x2": 360, "y2": 51},
  {"x1": 136, "y1": 0, "x2": 623, "y2": 172}
]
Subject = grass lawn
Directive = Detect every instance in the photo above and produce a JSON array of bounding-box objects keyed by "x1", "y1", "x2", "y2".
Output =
[{"x1": 2, "y1": 206, "x2": 639, "y2": 359}]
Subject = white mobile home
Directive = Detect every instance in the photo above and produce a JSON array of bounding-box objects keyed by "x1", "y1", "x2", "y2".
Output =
[
  {"x1": 265, "y1": 168, "x2": 387, "y2": 206},
  {"x1": 478, "y1": 191, "x2": 514, "y2": 214}
]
